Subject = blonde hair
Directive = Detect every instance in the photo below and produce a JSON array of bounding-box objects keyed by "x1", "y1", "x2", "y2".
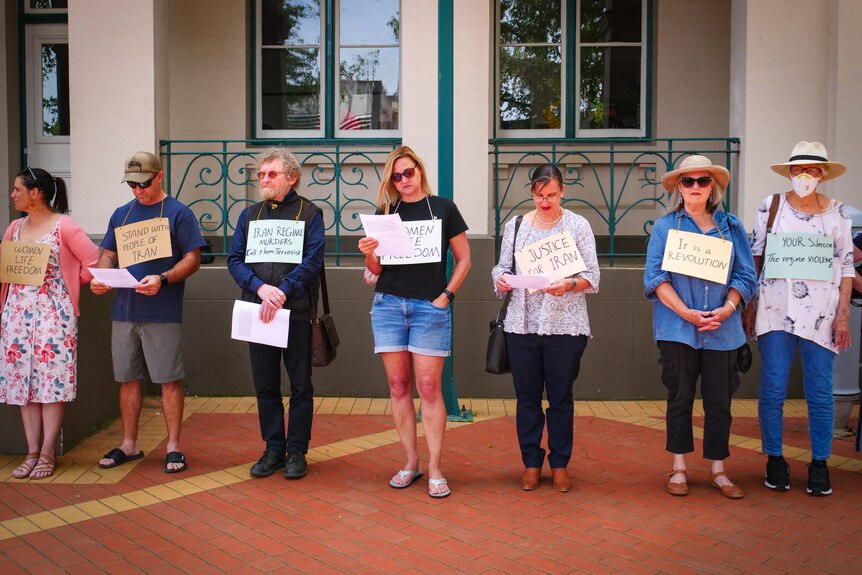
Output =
[
  {"x1": 375, "y1": 145, "x2": 433, "y2": 209},
  {"x1": 257, "y1": 148, "x2": 302, "y2": 187},
  {"x1": 668, "y1": 178, "x2": 726, "y2": 214}
]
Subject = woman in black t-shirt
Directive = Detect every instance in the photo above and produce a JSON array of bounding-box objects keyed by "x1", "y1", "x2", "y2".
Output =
[{"x1": 358, "y1": 146, "x2": 471, "y2": 498}]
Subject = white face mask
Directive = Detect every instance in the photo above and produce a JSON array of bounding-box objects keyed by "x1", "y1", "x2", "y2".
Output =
[{"x1": 791, "y1": 173, "x2": 818, "y2": 197}]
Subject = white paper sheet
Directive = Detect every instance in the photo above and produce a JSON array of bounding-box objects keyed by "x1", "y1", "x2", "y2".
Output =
[
  {"x1": 359, "y1": 213, "x2": 414, "y2": 257},
  {"x1": 502, "y1": 273, "x2": 551, "y2": 290},
  {"x1": 88, "y1": 267, "x2": 140, "y2": 288},
  {"x1": 230, "y1": 300, "x2": 291, "y2": 348}
]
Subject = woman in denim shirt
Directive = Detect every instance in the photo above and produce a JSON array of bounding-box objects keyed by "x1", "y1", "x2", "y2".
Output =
[{"x1": 644, "y1": 156, "x2": 756, "y2": 498}]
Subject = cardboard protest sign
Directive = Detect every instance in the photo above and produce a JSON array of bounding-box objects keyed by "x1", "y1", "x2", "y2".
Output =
[
  {"x1": 379, "y1": 219, "x2": 443, "y2": 265},
  {"x1": 115, "y1": 217, "x2": 171, "y2": 268},
  {"x1": 661, "y1": 229, "x2": 732, "y2": 284},
  {"x1": 245, "y1": 220, "x2": 305, "y2": 264},
  {"x1": 0, "y1": 241, "x2": 51, "y2": 286},
  {"x1": 514, "y1": 230, "x2": 586, "y2": 283},
  {"x1": 764, "y1": 232, "x2": 833, "y2": 281}
]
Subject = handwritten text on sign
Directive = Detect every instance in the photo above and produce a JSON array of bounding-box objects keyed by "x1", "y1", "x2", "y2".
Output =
[
  {"x1": 115, "y1": 218, "x2": 172, "y2": 268},
  {"x1": 661, "y1": 229, "x2": 732, "y2": 284},
  {"x1": 514, "y1": 231, "x2": 586, "y2": 283},
  {"x1": 245, "y1": 220, "x2": 305, "y2": 264},
  {"x1": 379, "y1": 219, "x2": 443, "y2": 265},
  {"x1": 0, "y1": 241, "x2": 51, "y2": 286},
  {"x1": 764, "y1": 232, "x2": 834, "y2": 281}
]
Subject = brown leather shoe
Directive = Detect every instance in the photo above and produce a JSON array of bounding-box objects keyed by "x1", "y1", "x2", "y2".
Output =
[
  {"x1": 711, "y1": 472, "x2": 744, "y2": 499},
  {"x1": 520, "y1": 467, "x2": 541, "y2": 491},
  {"x1": 551, "y1": 467, "x2": 571, "y2": 492},
  {"x1": 666, "y1": 469, "x2": 688, "y2": 496}
]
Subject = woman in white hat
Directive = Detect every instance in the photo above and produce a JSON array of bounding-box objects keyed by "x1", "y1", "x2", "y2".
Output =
[
  {"x1": 744, "y1": 141, "x2": 853, "y2": 496},
  {"x1": 645, "y1": 155, "x2": 756, "y2": 498}
]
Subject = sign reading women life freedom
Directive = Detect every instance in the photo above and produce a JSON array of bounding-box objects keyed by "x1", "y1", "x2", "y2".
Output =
[
  {"x1": 661, "y1": 229, "x2": 733, "y2": 284},
  {"x1": 378, "y1": 219, "x2": 443, "y2": 265},
  {"x1": 514, "y1": 231, "x2": 586, "y2": 283},
  {"x1": 0, "y1": 241, "x2": 51, "y2": 286},
  {"x1": 245, "y1": 220, "x2": 305, "y2": 264},
  {"x1": 764, "y1": 232, "x2": 834, "y2": 281},
  {"x1": 115, "y1": 217, "x2": 172, "y2": 269}
]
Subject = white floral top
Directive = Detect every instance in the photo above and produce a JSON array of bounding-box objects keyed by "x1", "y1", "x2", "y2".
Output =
[
  {"x1": 750, "y1": 192, "x2": 854, "y2": 352},
  {"x1": 491, "y1": 211, "x2": 600, "y2": 336}
]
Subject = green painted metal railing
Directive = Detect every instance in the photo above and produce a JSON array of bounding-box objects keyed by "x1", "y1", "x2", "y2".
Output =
[
  {"x1": 491, "y1": 138, "x2": 741, "y2": 265},
  {"x1": 159, "y1": 139, "x2": 400, "y2": 264}
]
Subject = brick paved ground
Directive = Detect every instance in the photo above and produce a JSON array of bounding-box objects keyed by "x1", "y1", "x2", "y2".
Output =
[{"x1": 0, "y1": 397, "x2": 860, "y2": 574}]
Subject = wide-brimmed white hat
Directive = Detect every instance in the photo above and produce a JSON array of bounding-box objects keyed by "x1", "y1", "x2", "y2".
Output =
[
  {"x1": 770, "y1": 141, "x2": 846, "y2": 181},
  {"x1": 661, "y1": 155, "x2": 730, "y2": 192}
]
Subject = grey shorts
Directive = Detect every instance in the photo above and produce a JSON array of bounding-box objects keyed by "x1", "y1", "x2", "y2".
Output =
[{"x1": 112, "y1": 321, "x2": 185, "y2": 384}]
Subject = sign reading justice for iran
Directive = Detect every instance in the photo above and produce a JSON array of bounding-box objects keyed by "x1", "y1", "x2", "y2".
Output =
[
  {"x1": 514, "y1": 230, "x2": 586, "y2": 283},
  {"x1": 661, "y1": 229, "x2": 733, "y2": 284},
  {"x1": 0, "y1": 241, "x2": 51, "y2": 286}
]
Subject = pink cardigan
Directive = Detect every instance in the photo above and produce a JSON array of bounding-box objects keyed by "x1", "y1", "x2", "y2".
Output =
[{"x1": 1, "y1": 215, "x2": 100, "y2": 317}]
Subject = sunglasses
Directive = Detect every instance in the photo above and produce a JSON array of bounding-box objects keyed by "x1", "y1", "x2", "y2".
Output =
[
  {"x1": 257, "y1": 170, "x2": 289, "y2": 181},
  {"x1": 391, "y1": 166, "x2": 416, "y2": 183},
  {"x1": 127, "y1": 175, "x2": 156, "y2": 190},
  {"x1": 789, "y1": 166, "x2": 823, "y2": 177},
  {"x1": 679, "y1": 176, "x2": 713, "y2": 189}
]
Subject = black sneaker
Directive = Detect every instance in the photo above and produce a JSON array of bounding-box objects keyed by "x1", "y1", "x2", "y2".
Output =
[
  {"x1": 806, "y1": 459, "x2": 832, "y2": 496},
  {"x1": 250, "y1": 450, "x2": 285, "y2": 478},
  {"x1": 284, "y1": 452, "x2": 308, "y2": 479},
  {"x1": 764, "y1": 455, "x2": 790, "y2": 491}
]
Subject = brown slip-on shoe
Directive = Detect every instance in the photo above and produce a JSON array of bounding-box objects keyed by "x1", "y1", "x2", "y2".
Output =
[
  {"x1": 710, "y1": 472, "x2": 744, "y2": 499},
  {"x1": 520, "y1": 467, "x2": 541, "y2": 491},
  {"x1": 551, "y1": 467, "x2": 571, "y2": 492},
  {"x1": 666, "y1": 469, "x2": 688, "y2": 496}
]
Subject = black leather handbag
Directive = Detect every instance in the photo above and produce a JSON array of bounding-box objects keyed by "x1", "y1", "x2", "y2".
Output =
[
  {"x1": 311, "y1": 266, "x2": 340, "y2": 367},
  {"x1": 485, "y1": 216, "x2": 523, "y2": 375}
]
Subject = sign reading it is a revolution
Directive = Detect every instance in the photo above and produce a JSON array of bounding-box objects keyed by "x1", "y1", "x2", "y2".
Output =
[{"x1": 661, "y1": 229, "x2": 732, "y2": 284}]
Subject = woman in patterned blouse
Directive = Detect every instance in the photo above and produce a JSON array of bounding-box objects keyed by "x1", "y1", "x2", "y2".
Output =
[{"x1": 491, "y1": 164, "x2": 600, "y2": 493}]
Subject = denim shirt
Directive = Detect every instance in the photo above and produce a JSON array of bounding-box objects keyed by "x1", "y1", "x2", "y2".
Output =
[{"x1": 644, "y1": 209, "x2": 757, "y2": 350}]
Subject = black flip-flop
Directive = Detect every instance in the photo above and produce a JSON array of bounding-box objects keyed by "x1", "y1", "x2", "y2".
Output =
[
  {"x1": 164, "y1": 451, "x2": 187, "y2": 474},
  {"x1": 99, "y1": 448, "x2": 144, "y2": 469}
]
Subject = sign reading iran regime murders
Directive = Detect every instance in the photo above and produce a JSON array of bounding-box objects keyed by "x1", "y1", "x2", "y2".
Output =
[
  {"x1": 245, "y1": 220, "x2": 305, "y2": 264},
  {"x1": 0, "y1": 241, "x2": 51, "y2": 286},
  {"x1": 661, "y1": 229, "x2": 732, "y2": 284},
  {"x1": 764, "y1": 232, "x2": 834, "y2": 281},
  {"x1": 115, "y1": 217, "x2": 172, "y2": 268},
  {"x1": 379, "y1": 219, "x2": 443, "y2": 265},
  {"x1": 514, "y1": 230, "x2": 586, "y2": 282}
]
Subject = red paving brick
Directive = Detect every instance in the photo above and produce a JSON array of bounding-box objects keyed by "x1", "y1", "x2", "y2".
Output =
[{"x1": 1, "y1": 412, "x2": 861, "y2": 574}]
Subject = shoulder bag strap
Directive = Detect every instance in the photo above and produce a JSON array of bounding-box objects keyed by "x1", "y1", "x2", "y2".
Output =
[
  {"x1": 311, "y1": 265, "x2": 329, "y2": 322},
  {"x1": 497, "y1": 215, "x2": 524, "y2": 322},
  {"x1": 755, "y1": 193, "x2": 781, "y2": 278}
]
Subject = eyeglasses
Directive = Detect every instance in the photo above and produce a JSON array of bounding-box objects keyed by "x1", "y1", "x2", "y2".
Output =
[
  {"x1": 789, "y1": 166, "x2": 823, "y2": 177},
  {"x1": 391, "y1": 166, "x2": 416, "y2": 183},
  {"x1": 127, "y1": 175, "x2": 156, "y2": 190},
  {"x1": 257, "y1": 170, "x2": 289, "y2": 181},
  {"x1": 531, "y1": 192, "x2": 562, "y2": 202},
  {"x1": 679, "y1": 176, "x2": 713, "y2": 189}
]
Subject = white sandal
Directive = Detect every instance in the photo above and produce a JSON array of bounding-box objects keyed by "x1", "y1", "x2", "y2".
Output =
[
  {"x1": 389, "y1": 469, "x2": 423, "y2": 489},
  {"x1": 428, "y1": 477, "x2": 450, "y2": 498}
]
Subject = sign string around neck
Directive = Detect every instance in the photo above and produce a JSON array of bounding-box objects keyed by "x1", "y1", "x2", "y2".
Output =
[{"x1": 121, "y1": 197, "x2": 165, "y2": 227}]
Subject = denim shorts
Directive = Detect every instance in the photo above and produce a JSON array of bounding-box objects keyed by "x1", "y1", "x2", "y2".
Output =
[{"x1": 370, "y1": 292, "x2": 451, "y2": 357}]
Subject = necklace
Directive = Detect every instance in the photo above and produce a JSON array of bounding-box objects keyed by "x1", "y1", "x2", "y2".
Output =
[{"x1": 535, "y1": 209, "x2": 562, "y2": 226}]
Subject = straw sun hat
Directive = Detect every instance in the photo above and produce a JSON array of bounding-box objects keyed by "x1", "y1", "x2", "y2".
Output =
[
  {"x1": 661, "y1": 155, "x2": 730, "y2": 193},
  {"x1": 770, "y1": 140, "x2": 846, "y2": 181}
]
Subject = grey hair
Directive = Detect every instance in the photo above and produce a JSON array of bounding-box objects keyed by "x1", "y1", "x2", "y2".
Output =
[{"x1": 257, "y1": 148, "x2": 302, "y2": 187}]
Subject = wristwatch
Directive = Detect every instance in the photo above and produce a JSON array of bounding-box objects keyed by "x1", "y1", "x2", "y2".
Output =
[
  {"x1": 159, "y1": 273, "x2": 168, "y2": 287},
  {"x1": 443, "y1": 289, "x2": 455, "y2": 302}
]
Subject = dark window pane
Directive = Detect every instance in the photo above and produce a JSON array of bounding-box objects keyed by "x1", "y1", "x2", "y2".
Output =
[
  {"x1": 579, "y1": 47, "x2": 640, "y2": 129},
  {"x1": 261, "y1": 0, "x2": 320, "y2": 46},
  {"x1": 261, "y1": 48, "x2": 321, "y2": 131},
  {"x1": 499, "y1": 0, "x2": 561, "y2": 44},
  {"x1": 580, "y1": 0, "x2": 642, "y2": 43},
  {"x1": 41, "y1": 43, "x2": 70, "y2": 136},
  {"x1": 29, "y1": 0, "x2": 68, "y2": 9},
  {"x1": 339, "y1": 47, "x2": 399, "y2": 130},
  {"x1": 500, "y1": 46, "x2": 561, "y2": 130},
  {"x1": 340, "y1": 0, "x2": 399, "y2": 45}
]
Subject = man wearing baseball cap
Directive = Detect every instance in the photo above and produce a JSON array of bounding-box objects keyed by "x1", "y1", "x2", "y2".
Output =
[{"x1": 91, "y1": 151, "x2": 207, "y2": 473}]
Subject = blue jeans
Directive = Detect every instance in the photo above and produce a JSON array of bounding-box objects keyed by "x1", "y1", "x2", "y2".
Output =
[
  {"x1": 758, "y1": 330, "x2": 835, "y2": 460},
  {"x1": 370, "y1": 292, "x2": 451, "y2": 357}
]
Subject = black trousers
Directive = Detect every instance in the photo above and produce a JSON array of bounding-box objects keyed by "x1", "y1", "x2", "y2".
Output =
[
  {"x1": 248, "y1": 321, "x2": 313, "y2": 455},
  {"x1": 506, "y1": 332, "x2": 588, "y2": 468},
  {"x1": 657, "y1": 340, "x2": 739, "y2": 460}
]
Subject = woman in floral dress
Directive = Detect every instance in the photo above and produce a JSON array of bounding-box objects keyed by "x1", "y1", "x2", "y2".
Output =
[{"x1": 1, "y1": 168, "x2": 99, "y2": 479}]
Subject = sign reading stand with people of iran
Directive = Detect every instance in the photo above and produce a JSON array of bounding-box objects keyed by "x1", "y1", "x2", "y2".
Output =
[
  {"x1": 661, "y1": 229, "x2": 732, "y2": 284},
  {"x1": 764, "y1": 232, "x2": 834, "y2": 281},
  {"x1": 0, "y1": 241, "x2": 51, "y2": 286},
  {"x1": 115, "y1": 218, "x2": 172, "y2": 268}
]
